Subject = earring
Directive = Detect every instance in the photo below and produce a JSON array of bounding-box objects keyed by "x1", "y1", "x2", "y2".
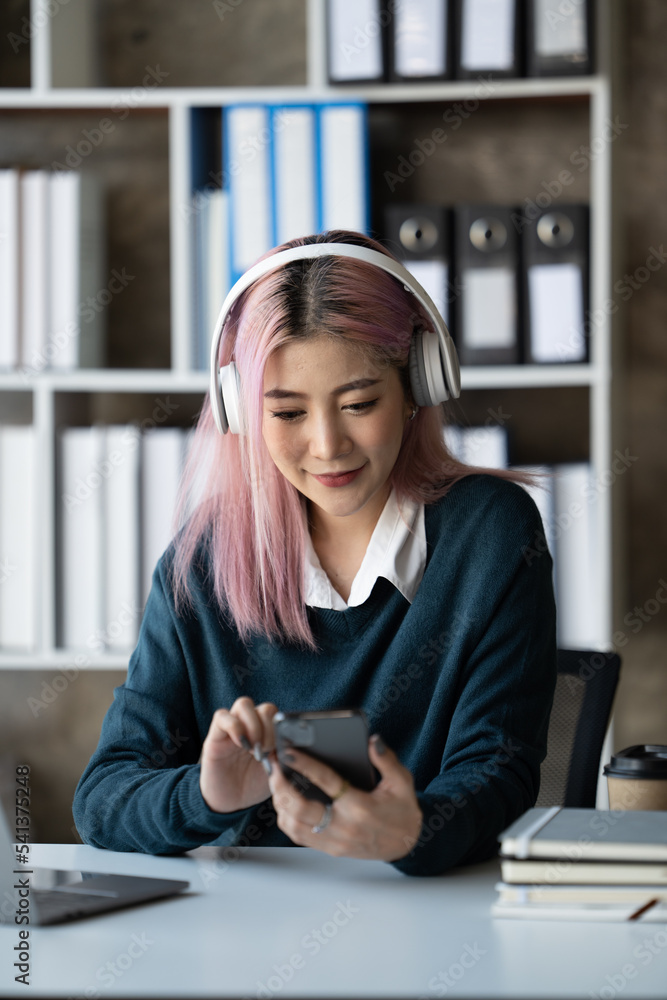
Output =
[{"x1": 409, "y1": 406, "x2": 419, "y2": 420}]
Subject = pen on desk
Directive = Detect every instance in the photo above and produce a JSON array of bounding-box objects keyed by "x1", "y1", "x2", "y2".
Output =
[{"x1": 628, "y1": 898, "x2": 659, "y2": 921}]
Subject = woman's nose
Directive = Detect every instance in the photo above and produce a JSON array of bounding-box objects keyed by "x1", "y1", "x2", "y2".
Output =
[{"x1": 308, "y1": 414, "x2": 352, "y2": 461}]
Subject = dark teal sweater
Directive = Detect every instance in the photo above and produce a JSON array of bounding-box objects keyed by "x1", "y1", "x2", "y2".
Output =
[{"x1": 73, "y1": 474, "x2": 557, "y2": 877}]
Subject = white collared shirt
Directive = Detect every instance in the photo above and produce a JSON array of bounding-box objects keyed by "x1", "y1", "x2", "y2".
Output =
[{"x1": 304, "y1": 488, "x2": 426, "y2": 610}]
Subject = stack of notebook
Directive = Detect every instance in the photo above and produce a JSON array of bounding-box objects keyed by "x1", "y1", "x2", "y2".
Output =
[{"x1": 493, "y1": 806, "x2": 667, "y2": 922}]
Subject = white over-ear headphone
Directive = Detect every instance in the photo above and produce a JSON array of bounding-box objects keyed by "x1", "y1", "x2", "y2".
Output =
[{"x1": 208, "y1": 242, "x2": 461, "y2": 434}]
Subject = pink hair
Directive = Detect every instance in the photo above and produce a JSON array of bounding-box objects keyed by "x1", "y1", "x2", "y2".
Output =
[{"x1": 171, "y1": 230, "x2": 531, "y2": 651}]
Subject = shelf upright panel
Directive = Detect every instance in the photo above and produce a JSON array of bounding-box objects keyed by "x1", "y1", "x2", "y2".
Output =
[
  {"x1": 48, "y1": 0, "x2": 99, "y2": 87},
  {"x1": 33, "y1": 379, "x2": 55, "y2": 655},
  {"x1": 589, "y1": 71, "x2": 614, "y2": 650},
  {"x1": 169, "y1": 102, "x2": 194, "y2": 374},
  {"x1": 30, "y1": 0, "x2": 51, "y2": 91},
  {"x1": 307, "y1": 0, "x2": 329, "y2": 89}
]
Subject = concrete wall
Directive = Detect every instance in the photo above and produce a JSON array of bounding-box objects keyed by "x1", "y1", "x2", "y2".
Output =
[{"x1": 0, "y1": 0, "x2": 664, "y2": 842}]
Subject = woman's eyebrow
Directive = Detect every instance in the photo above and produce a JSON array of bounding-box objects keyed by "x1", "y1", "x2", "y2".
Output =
[{"x1": 264, "y1": 377, "x2": 382, "y2": 400}]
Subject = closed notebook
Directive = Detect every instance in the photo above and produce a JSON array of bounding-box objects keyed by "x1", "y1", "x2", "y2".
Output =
[
  {"x1": 499, "y1": 858, "x2": 667, "y2": 887},
  {"x1": 496, "y1": 882, "x2": 667, "y2": 905},
  {"x1": 491, "y1": 898, "x2": 667, "y2": 922},
  {"x1": 498, "y1": 806, "x2": 667, "y2": 862}
]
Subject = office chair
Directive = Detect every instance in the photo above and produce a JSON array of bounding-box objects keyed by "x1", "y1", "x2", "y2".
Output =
[{"x1": 535, "y1": 648, "x2": 622, "y2": 809}]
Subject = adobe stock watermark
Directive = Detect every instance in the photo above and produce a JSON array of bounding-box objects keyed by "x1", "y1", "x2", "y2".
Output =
[
  {"x1": 521, "y1": 449, "x2": 639, "y2": 568},
  {"x1": 419, "y1": 941, "x2": 487, "y2": 998},
  {"x1": 71, "y1": 726, "x2": 192, "y2": 843},
  {"x1": 27, "y1": 603, "x2": 143, "y2": 717},
  {"x1": 0, "y1": 556, "x2": 16, "y2": 585},
  {"x1": 544, "y1": 0, "x2": 588, "y2": 31},
  {"x1": 332, "y1": 0, "x2": 404, "y2": 69},
  {"x1": 511, "y1": 115, "x2": 629, "y2": 233},
  {"x1": 7, "y1": 0, "x2": 70, "y2": 53},
  {"x1": 375, "y1": 611, "x2": 473, "y2": 719},
  {"x1": 550, "y1": 244, "x2": 667, "y2": 362},
  {"x1": 589, "y1": 927, "x2": 667, "y2": 1000},
  {"x1": 212, "y1": 0, "x2": 245, "y2": 20},
  {"x1": 70, "y1": 932, "x2": 154, "y2": 997},
  {"x1": 60, "y1": 398, "x2": 180, "y2": 513},
  {"x1": 384, "y1": 76, "x2": 497, "y2": 192},
  {"x1": 403, "y1": 735, "x2": 523, "y2": 854},
  {"x1": 49, "y1": 66, "x2": 169, "y2": 170},
  {"x1": 184, "y1": 108, "x2": 294, "y2": 221},
  {"x1": 444, "y1": 405, "x2": 512, "y2": 465},
  {"x1": 245, "y1": 900, "x2": 360, "y2": 999},
  {"x1": 19, "y1": 268, "x2": 135, "y2": 380},
  {"x1": 534, "y1": 803, "x2": 660, "y2": 890}
]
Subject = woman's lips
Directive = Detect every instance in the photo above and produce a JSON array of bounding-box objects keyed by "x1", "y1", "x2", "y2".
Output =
[{"x1": 311, "y1": 465, "x2": 365, "y2": 487}]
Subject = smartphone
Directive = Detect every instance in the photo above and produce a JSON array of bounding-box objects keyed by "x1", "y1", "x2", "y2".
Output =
[{"x1": 273, "y1": 709, "x2": 378, "y2": 805}]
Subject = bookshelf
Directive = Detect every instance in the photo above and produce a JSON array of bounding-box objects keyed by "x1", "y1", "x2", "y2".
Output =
[{"x1": 0, "y1": 0, "x2": 620, "y2": 670}]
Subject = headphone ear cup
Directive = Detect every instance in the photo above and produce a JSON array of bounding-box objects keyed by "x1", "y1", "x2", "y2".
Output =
[
  {"x1": 409, "y1": 328, "x2": 454, "y2": 407},
  {"x1": 219, "y1": 362, "x2": 243, "y2": 434},
  {"x1": 408, "y1": 330, "x2": 434, "y2": 408}
]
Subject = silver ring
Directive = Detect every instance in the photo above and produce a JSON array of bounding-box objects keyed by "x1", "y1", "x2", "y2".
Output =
[{"x1": 311, "y1": 803, "x2": 332, "y2": 834}]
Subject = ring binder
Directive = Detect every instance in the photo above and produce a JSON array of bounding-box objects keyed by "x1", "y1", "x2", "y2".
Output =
[{"x1": 453, "y1": 204, "x2": 520, "y2": 364}]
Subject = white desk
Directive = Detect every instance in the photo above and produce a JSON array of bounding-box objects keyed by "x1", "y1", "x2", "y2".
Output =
[{"x1": 2, "y1": 843, "x2": 667, "y2": 998}]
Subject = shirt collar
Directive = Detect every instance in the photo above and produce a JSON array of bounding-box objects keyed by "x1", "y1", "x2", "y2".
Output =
[{"x1": 304, "y1": 488, "x2": 426, "y2": 610}]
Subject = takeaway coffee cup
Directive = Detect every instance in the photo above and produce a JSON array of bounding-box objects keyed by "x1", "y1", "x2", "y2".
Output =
[{"x1": 604, "y1": 745, "x2": 667, "y2": 811}]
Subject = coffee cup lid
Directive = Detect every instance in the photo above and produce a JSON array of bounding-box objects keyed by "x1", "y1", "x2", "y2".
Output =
[{"x1": 603, "y1": 745, "x2": 667, "y2": 779}]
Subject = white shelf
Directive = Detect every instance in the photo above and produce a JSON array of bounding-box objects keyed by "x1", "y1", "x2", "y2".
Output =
[
  {"x1": 0, "y1": 365, "x2": 603, "y2": 394},
  {"x1": 0, "y1": 0, "x2": 617, "y2": 666},
  {"x1": 0, "y1": 77, "x2": 603, "y2": 109},
  {"x1": 0, "y1": 652, "x2": 130, "y2": 671},
  {"x1": 0, "y1": 370, "x2": 209, "y2": 393}
]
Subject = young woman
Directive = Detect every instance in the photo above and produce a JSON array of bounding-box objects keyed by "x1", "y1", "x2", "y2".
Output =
[{"x1": 73, "y1": 229, "x2": 557, "y2": 877}]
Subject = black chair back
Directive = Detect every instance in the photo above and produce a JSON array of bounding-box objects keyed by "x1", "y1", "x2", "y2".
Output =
[{"x1": 536, "y1": 649, "x2": 621, "y2": 809}]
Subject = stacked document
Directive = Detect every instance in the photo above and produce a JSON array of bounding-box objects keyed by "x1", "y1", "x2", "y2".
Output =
[
  {"x1": 441, "y1": 434, "x2": 600, "y2": 649},
  {"x1": 326, "y1": 0, "x2": 593, "y2": 82},
  {"x1": 57, "y1": 424, "x2": 192, "y2": 653},
  {"x1": 0, "y1": 425, "x2": 37, "y2": 651},
  {"x1": 493, "y1": 807, "x2": 667, "y2": 922},
  {"x1": 224, "y1": 102, "x2": 368, "y2": 284},
  {"x1": 190, "y1": 102, "x2": 369, "y2": 369},
  {"x1": 0, "y1": 168, "x2": 105, "y2": 374}
]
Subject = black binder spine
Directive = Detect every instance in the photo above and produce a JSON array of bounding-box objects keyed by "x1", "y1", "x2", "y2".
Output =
[
  {"x1": 326, "y1": 0, "x2": 390, "y2": 85},
  {"x1": 525, "y1": 0, "x2": 593, "y2": 77},
  {"x1": 520, "y1": 203, "x2": 590, "y2": 364},
  {"x1": 383, "y1": 203, "x2": 452, "y2": 323},
  {"x1": 453, "y1": 0, "x2": 524, "y2": 81},
  {"x1": 387, "y1": 1, "x2": 453, "y2": 83},
  {"x1": 453, "y1": 204, "x2": 521, "y2": 365}
]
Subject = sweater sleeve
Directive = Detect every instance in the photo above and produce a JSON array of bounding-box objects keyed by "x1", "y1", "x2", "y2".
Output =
[
  {"x1": 390, "y1": 483, "x2": 557, "y2": 877},
  {"x1": 72, "y1": 554, "x2": 255, "y2": 854}
]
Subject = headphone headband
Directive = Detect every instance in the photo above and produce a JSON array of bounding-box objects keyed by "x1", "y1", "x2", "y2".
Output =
[{"x1": 209, "y1": 242, "x2": 461, "y2": 434}]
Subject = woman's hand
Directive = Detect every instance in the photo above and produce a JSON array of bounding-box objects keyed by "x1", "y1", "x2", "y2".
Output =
[
  {"x1": 200, "y1": 696, "x2": 279, "y2": 813},
  {"x1": 267, "y1": 734, "x2": 423, "y2": 862}
]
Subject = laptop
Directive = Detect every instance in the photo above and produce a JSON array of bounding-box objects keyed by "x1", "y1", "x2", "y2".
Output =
[{"x1": 0, "y1": 803, "x2": 190, "y2": 925}]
